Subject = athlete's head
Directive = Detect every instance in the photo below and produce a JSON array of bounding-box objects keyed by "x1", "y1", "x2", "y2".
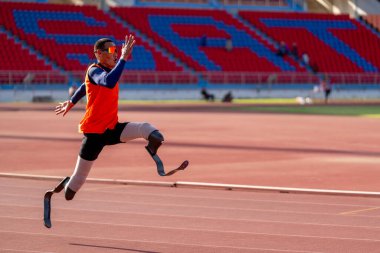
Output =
[{"x1": 93, "y1": 38, "x2": 118, "y2": 69}]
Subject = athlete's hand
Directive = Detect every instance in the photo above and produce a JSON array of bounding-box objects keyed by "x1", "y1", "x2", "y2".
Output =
[
  {"x1": 120, "y1": 34, "x2": 135, "y2": 61},
  {"x1": 55, "y1": 100, "x2": 74, "y2": 117}
]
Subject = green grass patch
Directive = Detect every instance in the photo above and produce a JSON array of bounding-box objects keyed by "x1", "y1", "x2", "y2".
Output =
[
  {"x1": 118, "y1": 98, "x2": 299, "y2": 105},
  {"x1": 231, "y1": 105, "x2": 380, "y2": 117},
  {"x1": 233, "y1": 98, "x2": 298, "y2": 104},
  {"x1": 118, "y1": 99, "x2": 205, "y2": 104}
]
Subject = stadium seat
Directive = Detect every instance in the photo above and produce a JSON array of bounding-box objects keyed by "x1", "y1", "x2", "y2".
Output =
[
  {"x1": 111, "y1": 7, "x2": 303, "y2": 75},
  {"x1": 0, "y1": 2, "x2": 185, "y2": 80},
  {"x1": 239, "y1": 11, "x2": 380, "y2": 73},
  {"x1": 1, "y1": 2, "x2": 379, "y2": 86},
  {"x1": 0, "y1": 33, "x2": 51, "y2": 72}
]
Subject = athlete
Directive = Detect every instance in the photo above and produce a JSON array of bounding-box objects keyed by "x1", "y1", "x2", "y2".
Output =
[
  {"x1": 54, "y1": 34, "x2": 160, "y2": 200},
  {"x1": 44, "y1": 35, "x2": 187, "y2": 228}
]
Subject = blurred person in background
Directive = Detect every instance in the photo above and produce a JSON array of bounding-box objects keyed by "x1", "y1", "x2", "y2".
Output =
[
  {"x1": 276, "y1": 41, "x2": 288, "y2": 57},
  {"x1": 320, "y1": 74, "x2": 332, "y2": 104},
  {"x1": 201, "y1": 87, "x2": 215, "y2": 101}
]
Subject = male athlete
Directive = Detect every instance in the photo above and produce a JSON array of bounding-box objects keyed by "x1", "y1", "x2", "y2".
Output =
[{"x1": 44, "y1": 35, "x2": 188, "y2": 228}]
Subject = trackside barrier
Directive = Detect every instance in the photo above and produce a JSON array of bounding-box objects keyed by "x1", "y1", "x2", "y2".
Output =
[
  {"x1": 1, "y1": 173, "x2": 380, "y2": 198},
  {"x1": 1, "y1": 71, "x2": 380, "y2": 86}
]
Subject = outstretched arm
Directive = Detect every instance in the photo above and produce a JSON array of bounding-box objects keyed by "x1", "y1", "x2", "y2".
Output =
[
  {"x1": 55, "y1": 83, "x2": 86, "y2": 116},
  {"x1": 121, "y1": 34, "x2": 135, "y2": 61},
  {"x1": 89, "y1": 34, "x2": 136, "y2": 89},
  {"x1": 55, "y1": 100, "x2": 74, "y2": 117},
  {"x1": 70, "y1": 83, "x2": 86, "y2": 104}
]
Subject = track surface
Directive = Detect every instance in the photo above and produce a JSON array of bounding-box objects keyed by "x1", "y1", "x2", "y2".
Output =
[
  {"x1": 1, "y1": 103, "x2": 379, "y2": 190},
  {"x1": 3, "y1": 177, "x2": 380, "y2": 253},
  {"x1": 1, "y1": 103, "x2": 380, "y2": 252}
]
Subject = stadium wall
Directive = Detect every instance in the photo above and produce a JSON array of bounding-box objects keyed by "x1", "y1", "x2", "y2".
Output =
[{"x1": 1, "y1": 84, "x2": 379, "y2": 102}]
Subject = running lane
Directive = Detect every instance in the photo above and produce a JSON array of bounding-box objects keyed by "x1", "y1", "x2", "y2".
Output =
[{"x1": 1, "y1": 177, "x2": 380, "y2": 252}]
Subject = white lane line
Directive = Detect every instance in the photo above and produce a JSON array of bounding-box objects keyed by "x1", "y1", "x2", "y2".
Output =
[
  {"x1": 0, "y1": 193, "x2": 378, "y2": 214},
  {"x1": 340, "y1": 207, "x2": 380, "y2": 215},
  {"x1": 2, "y1": 204, "x2": 380, "y2": 231},
  {"x1": 0, "y1": 185, "x2": 371, "y2": 207},
  {"x1": 0, "y1": 249, "x2": 55, "y2": 253},
  {"x1": 2, "y1": 214, "x2": 380, "y2": 242},
  {"x1": 0, "y1": 230, "x2": 326, "y2": 253},
  {"x1": 4, "y1": 184, "x2": 379, "y2": 209},
  {"x1": 0, "y1": 201, "x2": 341, "y2": 217},
  {"x1": 0, "y1": 173, "x2": 173, "y2": 187},
  {"x1": 0, "y1": 192, "x2": 371, "y2": 216},
  {"x1": 0, "y1": 199, "x2": 345, "y2": 219},
  {"x1": 2, "y1": 172, "x2": 380, "y2": 198},
  {"x1": 3, "y1": 204, "x2": 380, "y2": 230},
  {"x1": 85, "y1": 189, "x2": 380, "y2": 208},
  {"x1": 177, "y1": 181, "x2": 380, "y2": 197},
  {"x1": 2, "y1": 214, "x2": 380, "y2": 244}
]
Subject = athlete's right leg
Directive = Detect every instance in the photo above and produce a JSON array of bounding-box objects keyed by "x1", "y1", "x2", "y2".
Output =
[{"x1": 120, "y1": 122, "x2": 164, "y2": 155}]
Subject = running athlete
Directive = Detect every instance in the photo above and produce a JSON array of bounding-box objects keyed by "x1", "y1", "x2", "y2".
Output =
[{"x1": 44, "y1": 35, "x2": 188, "y2": 228}]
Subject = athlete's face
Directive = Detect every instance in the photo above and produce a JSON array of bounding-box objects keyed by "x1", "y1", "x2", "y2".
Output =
[{"x1": 95, "y1": 42, "x2": 118, "y2": 69}]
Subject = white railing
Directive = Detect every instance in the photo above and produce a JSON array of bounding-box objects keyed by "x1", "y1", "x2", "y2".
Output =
[
  {"x1": 200, "y1": 72, "x2": 380, "y2": 85},
  {"x1": 138, "y1": 0, "x2": 208, "y2": 3},
  {"x1": 0, "y1": 71, "x2": 379, "y2": 86},
  {"x1": 201, "y1": 71, "x2": 318, "y2": 84},
  {"x1": 0, "y1": 71, "x2": 69, "y2": 85}
]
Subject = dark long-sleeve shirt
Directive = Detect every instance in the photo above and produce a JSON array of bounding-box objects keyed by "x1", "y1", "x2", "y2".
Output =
[{"x1": 70, "y1": 59, "x2": 126, "y2": 104}]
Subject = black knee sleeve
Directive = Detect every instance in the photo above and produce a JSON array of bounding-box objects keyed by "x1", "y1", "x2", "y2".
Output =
[
  {"x1": 65, "y1": 187, "x2": 76, "y2": 201},
  {"x1": 146, "y1": 130, "x2": 164, "y2": 155}
]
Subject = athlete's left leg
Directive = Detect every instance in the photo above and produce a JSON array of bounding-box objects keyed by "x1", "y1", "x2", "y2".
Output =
[
  {"x1": 43, "y1": 134, "x2": 103, "y2": 228},
  {"x1": 43, "y1": 176, "x2": 70, "y2": 228},
  {"x1": 120, "y1": 122, "x2": 164, "y2": 155},
  {"x1": 120, "y1": 122, "x2": 159, "y2": 142},
  {"x1": 64, "y1": 156, "x2": 94, "y2": 200},
  {"x1": 44, "y1": 156, "x2": 95, "y2": 228}
]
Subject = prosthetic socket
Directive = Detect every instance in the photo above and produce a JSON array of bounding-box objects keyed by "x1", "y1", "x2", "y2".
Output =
[{"x1": 146, "y1": 130, "x2": 164, "y2": 156}]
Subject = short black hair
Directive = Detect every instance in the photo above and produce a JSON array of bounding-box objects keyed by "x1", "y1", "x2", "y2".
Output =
[{"x1": 94, "y1": 38, "x2": 113, "y2": 51}]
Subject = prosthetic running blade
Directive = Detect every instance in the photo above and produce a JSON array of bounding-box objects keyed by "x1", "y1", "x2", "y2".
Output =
[
  {"x1": 145, "y1": 147, "x2": 189, "y2": 176},
  {"x1": 43, "y1": 177, "x2": 70, "y2": 228}
]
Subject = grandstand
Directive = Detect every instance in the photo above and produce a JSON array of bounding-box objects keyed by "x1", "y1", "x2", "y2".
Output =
[
  {"x1": 0, "y1": 0, "x2": 379, "y2": 101},
  {"x1": 0, "y1": 2, "x2": 184, "y2": 71},
  {"x1": 111, "y1": 7, "x2": 302, "y2": 73},
  {"x1": 239, "y1": 11, "x2": 380, "y2": 74}
]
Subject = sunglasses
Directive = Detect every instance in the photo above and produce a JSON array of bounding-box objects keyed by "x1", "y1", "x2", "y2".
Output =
[{"x1": 98, "y1": 46, "x2": 117, "y2": 54}]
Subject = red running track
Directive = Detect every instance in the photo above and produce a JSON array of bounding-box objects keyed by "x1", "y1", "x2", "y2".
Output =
[{"x1": 2, "y1": 177, "x2": 380, "y2": 253}]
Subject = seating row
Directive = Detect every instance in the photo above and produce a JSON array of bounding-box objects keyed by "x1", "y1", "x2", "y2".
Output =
[{"x1": 0, "y1": 2, "x2": 379, "y2": 85}]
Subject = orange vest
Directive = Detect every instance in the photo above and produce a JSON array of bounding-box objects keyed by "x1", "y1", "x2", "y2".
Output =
[{"x1": 79, "y1": 63, "x2": 119, "y2": 133}]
